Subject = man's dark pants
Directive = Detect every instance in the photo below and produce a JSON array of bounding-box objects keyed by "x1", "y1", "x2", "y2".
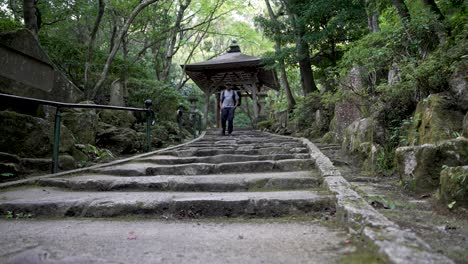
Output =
[{"x1": 221, "y1": 107, "x2": 235, "y2": 135}]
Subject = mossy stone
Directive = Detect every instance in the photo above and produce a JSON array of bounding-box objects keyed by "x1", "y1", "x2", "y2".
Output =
[
  {"x1": 408, "y1": 94, "x2": 464, "y2": 145},
  {"x1": 439, "y1": 166, "x2": 468, "y2": 208},
  {"x1": 99, "y1": 110, "x2": 136, "y2": 128},
  {"x1": 0, "y1": 110, "x2": 75, "y2": 158},
  {"x1": 396, "y1": 138, "x2": 468, "y2": 194},
  {"x1": 62, "y1": 108, "x2": 98, "y2": 145}
]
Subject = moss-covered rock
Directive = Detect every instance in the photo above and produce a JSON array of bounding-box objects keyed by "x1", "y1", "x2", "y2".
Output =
[
  {"x1": 407, "y1": 94, "x2": 464, "y2": 145},
  {"x1": 99, "y1": 110, "x2": 136, "y2": 128},
  {"x1": 97, "y1": 124, "x2": 143, "y2": 154},
  {"x1": 0, "y1": 110, "x2": 75, "y2": 158},
  {"x1": 439, "y1": 166, "x2": 468, "y2": 208},
  {"x1": 342, "y1": 118, "x2": 384, "y2": 153},
  {"x1": 62, "y1": 102, "x2": 99, "y2": 145},
  {"x1": 396, "y1": 138, "x2": 468, "y2": 193},
  {"x1": 59, "y1": 154, "x2": 76, "y2": 171}
]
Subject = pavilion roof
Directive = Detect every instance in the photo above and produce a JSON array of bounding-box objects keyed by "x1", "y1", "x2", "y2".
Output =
[{"x1": 181, "y1": 42, "x2": 279, "y2": 93}]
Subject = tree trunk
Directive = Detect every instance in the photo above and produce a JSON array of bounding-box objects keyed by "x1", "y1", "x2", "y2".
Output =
[
  {"x1": 422, "y1": 0, "x2": 444, "y2": 20},
  {"x1": 160, "y1": 0, "x2": 191, "y2": 81},
  {"x1": 92, "y1": 0, "x2": 160, "y2": 99},
  {"x1": 286, "y1": 8, "x2": 317, "y2": 95},
  {"x1": 392, "y1": 0, "x2": 411, "y2": 26},
  {"x1": 122, "y1": 34, "x2": 129, "y2": 93},
  {"x1": 23, "y1": 0, "x2": 38, "y2": 38},
  {"x1": 365, "y1": 0, "x2": 379, "y2": 32},
  {"x1": 297, "y1": 37, "x2": 317, "y2": 95},
  {"x1": 265, "y1": 0, "x2": 296, "y2": 111},
  {"x1": 84, "y1": 0, "x2": 105, "y2": 95}
]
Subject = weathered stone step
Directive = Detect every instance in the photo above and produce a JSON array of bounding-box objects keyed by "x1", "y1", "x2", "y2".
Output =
[
  {"x1": 168, "y1": 146, "x2": 305, "y2": 153},
  {"x1": 179, "y1": 142, "x2": 304, "y2": 149},
  {"x1": 37, "y1": 171, "x2": 322, "y2": 192},
  {"x1": 135, "y1": 153, "x2": 310, "y2": 165},
  {"x1": 0, "y1": 188, "x2": 335, "y2": 218},
  {"x1": 93, "y1": 159, "x2": 315, "y2": 176},
  {"x1": 195, "y1": 138, "x2": 299, "y2": 144},
  {"x1": 159, "y1": 147, "x2": 309, "y2": 157}
]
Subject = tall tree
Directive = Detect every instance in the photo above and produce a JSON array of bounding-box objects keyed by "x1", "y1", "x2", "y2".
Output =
[
  {"x1": 366, "y1": 0, "x2": 380, "y2": 32},
  {"x1": 422, "y1": 0, "x2": 444, "y2": 21},
  {"x1": 392, "y1": 0, "x2": 411, "y2": 26},
  {"x1": 159, "y1": 0, "x2": 192, "y2": 81},
  {"x1": 264, "y1": 0, "x2": 296, "y2": 110},
  {"x1": 84, "y1": 0, "x2": 105, "y2": 91},
  {"x1": 282, "y1": 0, "x2": 317, "y2": 95},
  {"x1": 92, "y1": 0, "x2": 160, "y2": 98},
  {"x1": 23, "y1": 0, "x2": 39, "y2": 37}
]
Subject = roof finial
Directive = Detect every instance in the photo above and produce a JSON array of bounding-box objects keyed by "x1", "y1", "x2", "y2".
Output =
[{"x1": 228, "y1": 40, "x2": 241, "y2": 53}]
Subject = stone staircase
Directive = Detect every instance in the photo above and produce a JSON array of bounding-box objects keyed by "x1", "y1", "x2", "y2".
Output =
[{"x1": 0, "y1": 129, "x2": 334, "y2": 219}]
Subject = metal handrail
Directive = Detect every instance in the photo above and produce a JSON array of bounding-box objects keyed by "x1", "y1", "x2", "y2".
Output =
[{"x1": 0, "y1": 93, "x2": 155, "y2": 174}]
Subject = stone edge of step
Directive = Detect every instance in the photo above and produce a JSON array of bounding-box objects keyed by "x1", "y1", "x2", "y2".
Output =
[
  {"x1": 0, "y1": 132, "x2": 207, "y2": 190},
  {"x1": 263, "y1": 131, "x2": 454, "y2": 264}
]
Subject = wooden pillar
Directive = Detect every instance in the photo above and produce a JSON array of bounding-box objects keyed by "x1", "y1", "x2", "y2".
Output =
[
  {"x1": 203, "y1": 91, "x2": 210, "y2": 129},
  {"x1": 216, "y1": 92, "x2": 221, "y2": 128},
  {"x1": 251, "y1": 82, "x2": 259, "y2": 123}
]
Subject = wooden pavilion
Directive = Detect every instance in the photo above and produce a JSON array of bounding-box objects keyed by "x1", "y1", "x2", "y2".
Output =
[{"x1": 181, "y1": 41, "x2": 279, "y2": 127}]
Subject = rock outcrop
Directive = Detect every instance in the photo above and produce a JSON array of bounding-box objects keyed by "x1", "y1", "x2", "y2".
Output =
[
  {"x1": 395, "y1": 138, "x2": 468, "y2": 193},
  {"x1": 407, "y1": 93, "x2": 464, "y2": 145},
  {"x1": 439, "y1": 165, "x2": 468, "y2": 208}
]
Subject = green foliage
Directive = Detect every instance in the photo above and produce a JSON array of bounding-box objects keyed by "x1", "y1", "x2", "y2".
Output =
[
  {"x1": 375, "y1": 145, "x2": 396, "y2": 175},
  {"x1": 0, "y1": 17, "x2": 22, "y2": 32},
  {"x1": 257, "y1": 120, "x2": 273, "y2": 130},
  {"x1": 0, "y1": 173, "x2": 15, "y2": 178},
  {"x1": 127, "y1": 78, "x2": 182, "y2": 122},
  {"x1": 4, "y1": 211, "x2": 33, "y2": 219},
  {"x1": 291, "y1": 92, "x2": 322, "y2": 129},
  {"x1": 83, "y1": 144, "x2": 114, "y2": 162}
]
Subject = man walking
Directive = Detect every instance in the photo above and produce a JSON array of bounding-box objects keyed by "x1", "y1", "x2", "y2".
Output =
[{"x1": 219, "y1": 84, "x2": 239, "y2": 136}]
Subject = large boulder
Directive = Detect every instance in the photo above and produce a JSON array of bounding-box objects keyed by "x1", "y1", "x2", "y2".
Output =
[
  {"x1": 62, "y1": 101, "x2": 99, "y2": 145},
  {"x1": 342, "y1": 117, "x2": 385, "y2": 151},
  {"x1": 0, "y1": 110, "x2": 75, "y2": 158},
  {"x1": 396, "y1": 138, "x2": 468, "y2": 193},
  {"x1": 407, "y1": 93, "x2": 464, "y2": 145},
  {"x1": 332, "y1": 100, "x2": 361, "y2": 142},
  {"x1": 341, "y1": 117, "x2": 384, "y2": 169},
  {"x1": 448, "y1": 63, "x2": 468, "y2": 111},
  {"x1": 99, "y1": 110, "x2": 136, "y2": 128},
  {"x1": 439, "y1": 166, "x2": 468, "y2": 208},
  {"x1": 96, "y1": 123, "x2": 143, "y2": 154}
]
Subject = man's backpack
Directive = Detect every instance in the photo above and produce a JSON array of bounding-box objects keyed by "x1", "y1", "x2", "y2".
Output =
[{"x1": 221, "y1": 90, "x2": 241, "y2": 106}]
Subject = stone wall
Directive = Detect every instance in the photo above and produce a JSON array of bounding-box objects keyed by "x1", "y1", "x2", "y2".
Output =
[{"x1": 0, "y1": 29, "x2": 83, "y2": 105}]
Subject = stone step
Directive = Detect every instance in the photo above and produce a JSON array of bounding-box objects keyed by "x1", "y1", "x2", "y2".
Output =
[
  {"x1": 159, "y1": 147, "x2": 309, "y2": 157},
  {"x1": 135, "y1": 153, "x2": 310, "y2": 165},
  {"x1": 179, "y1": 142, "x2": 304, "y2": 149},
  {"x1": 170, "y1": 144, "x2": 305, "y2": 152},
  {"x1": 0, "y1": 187, "x2": 335, "y2": 218},
  {"x1": 93, "y1": 159, "x2": 315, "y2": 176},
  {"x1": 36, "y1": 171, "x2": 322, "y2": 192}
]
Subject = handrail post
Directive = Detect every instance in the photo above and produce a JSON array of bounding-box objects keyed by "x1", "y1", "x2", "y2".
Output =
[
  {"x1": 191, "y1": 112, "x2": 196, "y2": 138},
  {"x1": 52, "y1": 107, "x2": 62, "y2": 174},
  {"x1": 146, "y1": 111, "x2": 151, "y2": 152},
  {"x1": 198, "y1": 113, "x2": 202, "y2": 135},
  {"x1": 144, "y1": 99, "x2": 154, "y2": 152}
]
